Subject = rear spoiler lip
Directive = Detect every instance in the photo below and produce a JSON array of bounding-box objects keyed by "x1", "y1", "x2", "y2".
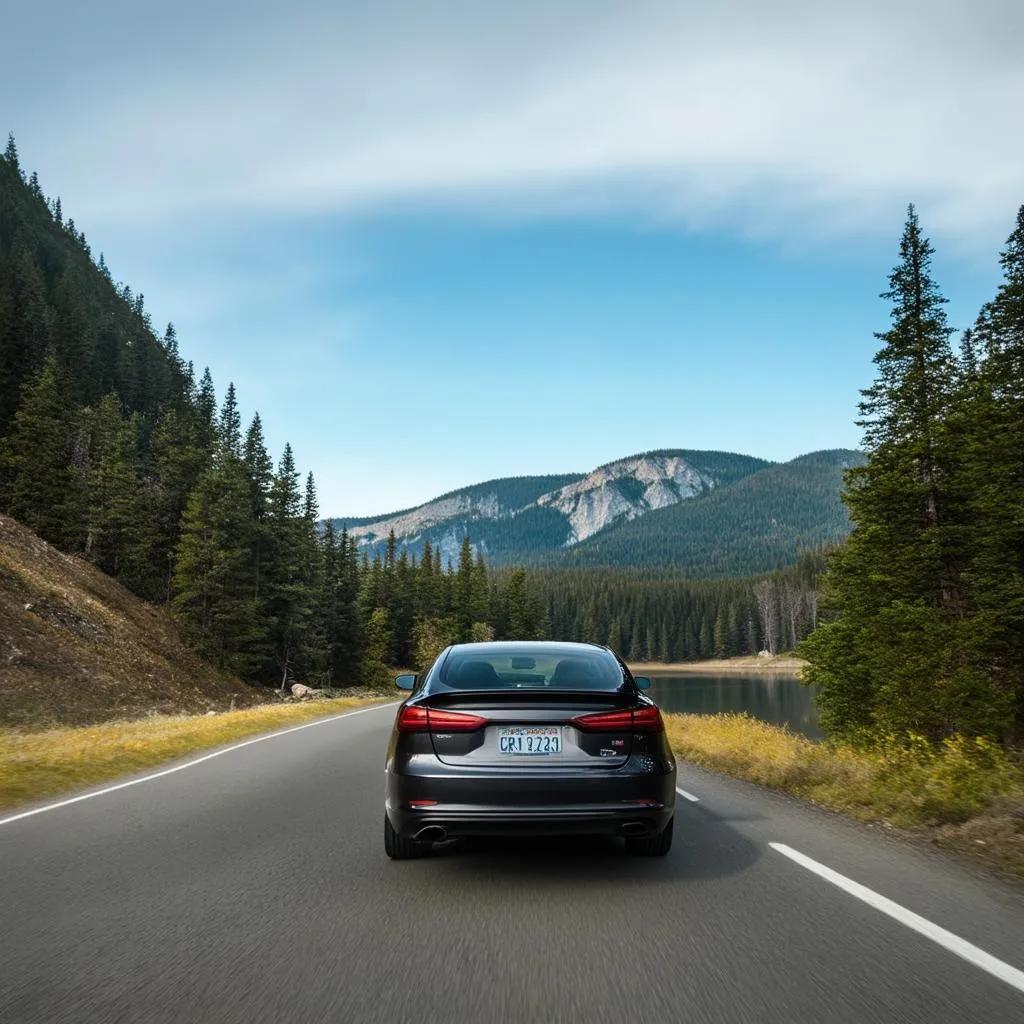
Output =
[{"x1": 421, "y1": 687, "x2": 638, "y2": 707}]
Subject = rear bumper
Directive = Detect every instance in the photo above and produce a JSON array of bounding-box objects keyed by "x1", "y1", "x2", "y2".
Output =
[
  {"x1": 386, "y1": 759, "x2": 676, "y2": 839},
  {"x1": 389, "y1": 804, "x2": 674, "y2": 839}
]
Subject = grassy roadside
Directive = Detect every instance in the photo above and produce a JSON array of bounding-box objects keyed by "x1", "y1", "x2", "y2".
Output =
[
  {"x1": 664, "y1": 713, "x2": 1024, "y2": 879},
  {"x1": 0, "y1": 696, "x2": 391, "y2": 812}
]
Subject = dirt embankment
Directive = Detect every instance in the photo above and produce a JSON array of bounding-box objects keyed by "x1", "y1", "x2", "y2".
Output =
[{"x1": 0, "y1": 514, "x2": 270, "y2": 729}]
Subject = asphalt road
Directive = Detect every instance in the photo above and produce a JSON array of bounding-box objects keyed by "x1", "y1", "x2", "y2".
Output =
[{"x1": 2, "y1": 702, "x2": 1023, "y2": 1024}]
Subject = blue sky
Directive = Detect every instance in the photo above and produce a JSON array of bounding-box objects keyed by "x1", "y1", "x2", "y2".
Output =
[{"x1": 4, "y1": 0, "x2": 1022, "y2": 515}]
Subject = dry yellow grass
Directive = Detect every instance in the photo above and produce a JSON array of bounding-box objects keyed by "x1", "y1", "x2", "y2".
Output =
[
  {"x1": 0, "y1": 697, "x2": 388, "y2": 811},
  {"x1": 664, "y1": 713, "x2": 1024, "y2": 877}
]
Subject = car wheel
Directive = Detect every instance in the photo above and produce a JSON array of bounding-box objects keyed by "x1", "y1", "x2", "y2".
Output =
[
  {"x1": 625, "y1": 816, "x2": 673, "y2": 856},
  {"x1": 384, "y1": 813, "x2": 430, "y2": 860}
]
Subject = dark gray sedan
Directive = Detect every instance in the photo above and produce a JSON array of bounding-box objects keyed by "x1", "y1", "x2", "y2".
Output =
[{"x1": 384, "y1": 641, "x2": 676, "y2": 858}]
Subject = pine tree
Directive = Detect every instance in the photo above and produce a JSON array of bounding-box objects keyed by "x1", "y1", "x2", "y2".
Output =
[
  {"x1": 196, "y1": 368, "x2": 217, "y2": 452},
  {"x1": 0, "y1": 236, "x2": 50, "y2": 430},
  {"x1": 242, "y1": 413, "x2": 274, "y2": 600},
  {"x1": 172, "y1": 450, "x2": 260, "y2": 676},
  {"x1": 454, "y1": 535, "x2": 475, "y2": 641},
  {"x1": 607, "y1": 617, "x2": 624, "y2": 656},
  {"x1": 83, "y1": 394, "x2": 145, "y2": 581},
  {"x1": 506, "y1": 567, "x2": 546, "y2": 640},
  {"x1": 361, "y1": 607, "x2": 393, "y2": 689},
  {"x1": 713, "y1": 607, "x2": 727, "y2": 659},
  {"x1": 264, "y1": 444, "x2": 314, "y2": 688},
  {"x1": 151, "y1": 406, "x2": 210, "y2": 602},
  {"x1": 4, "y1": 133, "x2": 19, "y2": 174},
  {"x1": 0, "y1": 355, "x2": 79, "y2": 545},
  {"x1": 418, "y1": 539, "x2": 436, "y2": 617},
  {"x1": 958, "y1": 205, "x2": 1024, "y2": 738},
  {"x1": 218, "y1": 382, "x2": 242, "y2": 458}
]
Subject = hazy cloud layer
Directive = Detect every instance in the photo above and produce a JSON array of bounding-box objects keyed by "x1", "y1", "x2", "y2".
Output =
[{"x1": 7, "y1": 0, "x2": 1022, "y2": 244}]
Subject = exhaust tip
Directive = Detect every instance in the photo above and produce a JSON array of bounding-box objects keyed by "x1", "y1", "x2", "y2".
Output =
[
  {"x1": 620, "y1": 822, "x2": 651, "y2": 837},
  {"x1": 413, "y1": 825, "x2": 448, "y2": 843}
]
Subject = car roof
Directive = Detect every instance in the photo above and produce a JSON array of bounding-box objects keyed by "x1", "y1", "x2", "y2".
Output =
[{"x1": 446, "y1": 641, "x2": 612, "y2": 657}]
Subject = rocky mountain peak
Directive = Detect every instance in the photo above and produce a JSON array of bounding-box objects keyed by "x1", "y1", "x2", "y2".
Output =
[{"x1": 536, "y1": 453, "x2": 715, "y2": 543}]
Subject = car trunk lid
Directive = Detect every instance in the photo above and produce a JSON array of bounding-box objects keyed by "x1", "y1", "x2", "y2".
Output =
[{"x1": 423, "y1": 689, "x2": 639, "y2": 768}]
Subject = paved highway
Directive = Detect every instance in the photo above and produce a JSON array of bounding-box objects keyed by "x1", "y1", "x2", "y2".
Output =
[{"x1": 2, "y1": 702, "x2": 1023, "y2": 1023}]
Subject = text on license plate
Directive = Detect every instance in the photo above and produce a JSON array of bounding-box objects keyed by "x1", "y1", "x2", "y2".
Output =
[{"x1": 498, "y1": 726, "x2": 562, "y2": 755}]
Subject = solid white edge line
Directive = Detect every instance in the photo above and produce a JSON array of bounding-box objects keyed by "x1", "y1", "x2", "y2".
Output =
[
  {"x1": 675, "y1": 787, "x2": 700, "y2": 802},
  {"x1": 0, "y1": 701, "x2": 401, "y2": 828},
  {"x1": 769, "y1": 842, "x2": 1024, "y2": 996}
]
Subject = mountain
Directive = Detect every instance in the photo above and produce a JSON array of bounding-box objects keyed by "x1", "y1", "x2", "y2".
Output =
[
  {"x1": 331, "y1": 473, "x2": 585, "y2": 566},
  {"x1": 329, "y1": 449, "x2": 777, "y2": 568},
  {"x1": 553, "y1": 449, "x2": 864, "y2": 577},
  {"x1": 537, "y1": 450, "x2": 770, "y2": 544}
]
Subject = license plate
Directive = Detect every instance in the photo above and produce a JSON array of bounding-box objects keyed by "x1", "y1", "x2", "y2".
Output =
[{"x1": 498, "y1": 726, "x2": 562, "y2": 755}]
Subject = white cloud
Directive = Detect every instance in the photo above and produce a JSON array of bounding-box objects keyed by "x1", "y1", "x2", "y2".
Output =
[{"x1": 8, "y1": 0, "x2": 1023, "y2": 246}]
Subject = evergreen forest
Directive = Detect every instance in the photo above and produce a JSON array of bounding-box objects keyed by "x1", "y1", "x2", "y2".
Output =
[{"x1": 801, "y1": 205, "x2": 1024, "y2": 744}]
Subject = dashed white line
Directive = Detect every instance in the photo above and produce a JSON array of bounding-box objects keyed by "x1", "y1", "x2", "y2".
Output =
[
  {"x1": 770, "y1": 842, "x2": 1024, "y2": 996},
  {"x1": 0, "y1": 701, "x2": 400, "y2": 828},
  {"x1": 675, "y1": 786, "x2": 700, "y2": 803}
]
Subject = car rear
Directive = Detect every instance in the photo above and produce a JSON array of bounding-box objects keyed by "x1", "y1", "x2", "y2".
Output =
[{"x1": 384, "y1": 642, "x2": 676, "y2": 857}]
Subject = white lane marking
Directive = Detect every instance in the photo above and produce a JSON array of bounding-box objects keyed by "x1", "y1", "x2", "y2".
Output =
[
  {"x1": 675, "y1": 787, "x2": 700, "y2": 802},
  {"x1": 0, "y1": 702, "x2": 400, "y2": 828},
  {"x1": 770, "y1": 842, "x2": 1024, "y2": 996}
]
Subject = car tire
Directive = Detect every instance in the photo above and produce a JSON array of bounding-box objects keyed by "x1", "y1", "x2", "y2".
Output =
[
  {"x1": 625, "y1": 816, "x2": 673, "y2": 856},
  {"x1": 384, "y1": 813, "x2": 430, "y2": 860}
]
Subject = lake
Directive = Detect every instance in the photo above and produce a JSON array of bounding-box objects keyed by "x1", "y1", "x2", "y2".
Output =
[{"x1": 645, "y1": 673, "x2": 822, "y2": 740}]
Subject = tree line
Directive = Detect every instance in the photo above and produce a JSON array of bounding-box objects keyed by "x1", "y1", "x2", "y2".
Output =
[
  {"x1": 802, "y1": 205, "x2": 1024, "y2": 744},
  {"x1": 529, "y1": 551, "x2": 826, "y2": 662}
]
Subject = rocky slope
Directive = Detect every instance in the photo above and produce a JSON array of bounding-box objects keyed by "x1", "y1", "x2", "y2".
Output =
[
  {"x1": 0, "y1": 515, "x2": 267, "y2": 728},
  {"x1": 538, "y1": 452, "x2": 724, "y2": 543}
]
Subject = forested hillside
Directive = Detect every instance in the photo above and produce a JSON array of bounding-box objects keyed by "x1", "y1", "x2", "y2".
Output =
[{"x1": 554, "y1": 450, "x2": 861, "y2": 576}]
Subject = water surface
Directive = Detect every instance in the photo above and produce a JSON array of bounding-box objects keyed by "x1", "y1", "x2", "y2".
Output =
[{"x1": 645, "y1": 673, "x2": 822, "y2": 740}]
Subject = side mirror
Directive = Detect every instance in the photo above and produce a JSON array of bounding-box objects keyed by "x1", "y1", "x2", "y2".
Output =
[
  {"x1": 395, "y1": 674, "x2": 416, "y2": 691},
  {"x1": 634, "y1": 676, "x2": 651, "y2": 691}
]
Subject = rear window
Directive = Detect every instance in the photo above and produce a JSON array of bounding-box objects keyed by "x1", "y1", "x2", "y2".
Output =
[{"x1": 437, "y1": 647, "x2": 626, "y2": 692}]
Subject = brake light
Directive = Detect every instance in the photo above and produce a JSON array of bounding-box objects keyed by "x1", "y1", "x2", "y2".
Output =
[
  {"x1": 396, "y1": 706, "x2": 486, "y2": 732},
  {"x1": 631, "y1": 705, "x2": 664, "y2": 732},
  {"x1": 572, "y1": 708, "x2": 634, "y2": 731},
  {"x1": 427, "y1": 708, "x2": 487, "y2": 731},
  {"x1": 396, "y1": 705, "x2": 430, "y2": 731},
  {"x1": 571, "y1": 706, "x2": 664, "y2": 732}
]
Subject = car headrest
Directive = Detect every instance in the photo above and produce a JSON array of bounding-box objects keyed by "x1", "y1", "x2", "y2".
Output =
[
  {"x1": 451, "y1": 659, "x2": 501, "y2": 684},
  {"x1": 550, "y1": 657, "x2": 596, "y2": 685}
]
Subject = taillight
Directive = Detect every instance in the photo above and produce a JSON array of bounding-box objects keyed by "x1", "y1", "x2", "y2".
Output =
[
  {"x1": 427, "y1": 708, "x2": 487, "y2": 731},
  {"x1": 396, "y1": 706, "x2": 430, "y2": 731},
  {"x1": 572, "y1": 708, "x2": 634, "y2": 731},
  {"x1": 631, "y1": 706, "x2": 664, "y2": 732},
  {"x1": 571, "y1": 706, "x2": 664, "y2": 732},
  {"x1": 396, "y1": 706, "x2": 486, "y2": 732}
]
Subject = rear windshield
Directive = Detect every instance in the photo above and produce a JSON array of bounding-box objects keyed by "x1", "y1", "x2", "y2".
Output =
[{"x1": 437, "y1": 648, "x2": 626, "y2": 692}]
